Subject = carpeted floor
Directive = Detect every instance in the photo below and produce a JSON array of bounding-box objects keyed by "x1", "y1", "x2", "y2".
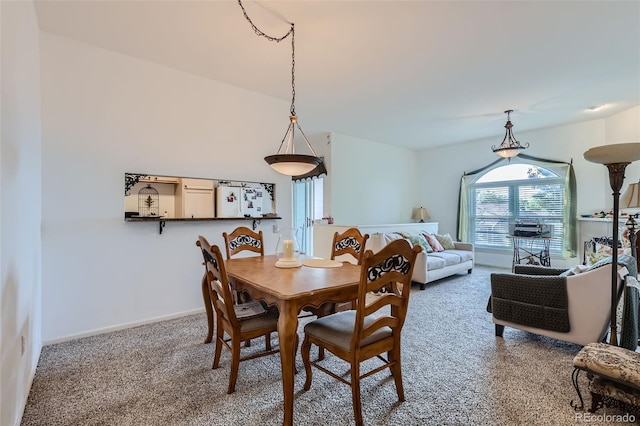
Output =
[{"x1": 21, "y1": 266, "x2": 629, "y2": 425}]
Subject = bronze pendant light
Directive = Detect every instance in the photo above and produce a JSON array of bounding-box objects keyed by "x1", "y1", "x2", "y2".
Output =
[{"x1": 492, "y1": 110, "x2": 530, "y2": 158}]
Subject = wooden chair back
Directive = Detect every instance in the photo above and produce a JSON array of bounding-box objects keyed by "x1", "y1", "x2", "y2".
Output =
[
  {"x1": 198, "y1": 235, "x2": 241, "y2": 328},
  {"x1": 196, "y1": 237, "x2": 215, "y2": 343},
  {"x1": 222, "y1": 226, "x2": 264, "y2": 259},
  {"x1": 352, "y1": 239, "x2": 421, "y2": 352},
  {"x1": 330, "y1": 228, "x2": 370, "y2": 265}
]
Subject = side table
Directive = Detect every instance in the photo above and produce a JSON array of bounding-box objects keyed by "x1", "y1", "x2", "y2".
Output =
[{"x1": 507, "y1": 235, "x2": 551, "y2": 272}]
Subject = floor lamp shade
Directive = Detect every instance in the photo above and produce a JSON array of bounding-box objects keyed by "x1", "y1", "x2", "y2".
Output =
[
  {"x1": 583, "y1": 143, "x2": 640, "y2": 164},
  {"x1": 623, "y1": 180, "x2": 640, "y2": 262},
  {"x1": 622, "y1": 181, "x2": 640, "y2": 209},
  {"x1": 583, "y1": 142, "x2": 640, "y2": 346}
]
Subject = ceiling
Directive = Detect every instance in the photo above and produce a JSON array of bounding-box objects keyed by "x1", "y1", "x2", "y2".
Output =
[{"x1": 34, "y1": 0, "x2": 640, "y2": 151}]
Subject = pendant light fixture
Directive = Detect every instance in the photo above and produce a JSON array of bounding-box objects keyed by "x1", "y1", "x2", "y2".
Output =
[
  {"x1": 238, "y1": 0, "x2": 321, "y2": 176},
  {"x1": 491, "y1": 110, "x2": 530, "y2": 158}
]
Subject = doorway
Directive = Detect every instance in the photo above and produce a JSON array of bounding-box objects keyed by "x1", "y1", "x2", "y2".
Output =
[{"x1": 292, "y1": 178, "x2": 324, "y2": 255}]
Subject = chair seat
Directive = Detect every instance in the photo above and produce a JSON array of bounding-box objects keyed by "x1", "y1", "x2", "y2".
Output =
[
  {"x1": 235, "y1": 305, "x2": 278, "y2": 333},
  {"x1": 304, "y1": 310, "x2": 391, "y2": 351},
  {"x1": 573, "y1": 342, "x2": 640, "y2": 390}
]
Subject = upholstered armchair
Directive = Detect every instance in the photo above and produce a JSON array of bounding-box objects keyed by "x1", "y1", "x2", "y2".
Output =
[{"x1": 488, "y1": 256, "x2": 637, "y2": 348}]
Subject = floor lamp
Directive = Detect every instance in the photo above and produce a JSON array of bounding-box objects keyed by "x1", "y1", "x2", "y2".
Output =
[{"x1": 584, "y1": 143, "x2": 640, "y2": 346}]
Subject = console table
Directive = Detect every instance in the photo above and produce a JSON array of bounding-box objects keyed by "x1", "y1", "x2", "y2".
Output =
[{"x1": 507, "y1": 235, "x2": 551, "y2": 272}]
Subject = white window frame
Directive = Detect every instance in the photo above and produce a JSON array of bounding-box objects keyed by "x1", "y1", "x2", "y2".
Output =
[{"x1": 468, "y1": 163, "x2": 566, "y2": 254}]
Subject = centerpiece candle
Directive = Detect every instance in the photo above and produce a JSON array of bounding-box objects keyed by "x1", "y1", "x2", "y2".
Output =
[{"x1": 283, "y1": 239, "x2": 294, "y2": 259}]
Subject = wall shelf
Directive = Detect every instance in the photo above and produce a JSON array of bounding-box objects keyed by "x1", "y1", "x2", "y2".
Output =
[{"x1": 125, "y1": 216, "x2": 281, "y2": 234}]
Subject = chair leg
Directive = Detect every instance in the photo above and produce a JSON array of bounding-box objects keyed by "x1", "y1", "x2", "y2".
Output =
[
  {"x1": 314, "y1": 307, "x2": 334, "y2": 360},
  {"x1": 301, "y1": 336, "x2": 313, "y2": 390},
  {"x1": 265, "y1": 332, "x2": 272, "y2": 351},
  {"x1": 212, "y1": 327, "x2": 224, "y2": 369},
  {"x1": 389, "y1": 347, "x2": 405, "y2": 401},
  {"x1": 228, "y1": 338, "x2": 241, "y2": 394},
  {"x1": 495, "y1": 324, "x2": 504, "y2": 337},
  {"x1": 350, "y1": 362, "x2": 363, "y2": 426}
]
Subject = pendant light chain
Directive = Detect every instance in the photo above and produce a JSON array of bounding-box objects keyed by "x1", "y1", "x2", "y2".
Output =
[
  {"x1": 290, "y1": 27, "x2": 296, "y2": 116},
  {"x1": 237, "y1": 0, "x2": 296, "y2": 116}
]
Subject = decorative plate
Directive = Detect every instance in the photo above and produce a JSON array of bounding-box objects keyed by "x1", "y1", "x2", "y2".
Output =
[{"x1": 301, "y1": 259, "x2": 344, "y2": 268}]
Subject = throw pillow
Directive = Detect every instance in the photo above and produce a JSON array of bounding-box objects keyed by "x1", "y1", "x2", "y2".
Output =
[
  {"x1": 588, "y1": 251, "x2": 610, "y2": 266},
  {"x1": 596, "y1": 242, "x2": 631, "y2": 256},
  {"x1": 403, "y1": 233, "x2": 433, "y2": 253},
  {"x1": 435, "y1": 233, "x2": 456, "y2": 250},
  {"x1": 423, "y1": 233, "x2": 445, "y2": 252}
]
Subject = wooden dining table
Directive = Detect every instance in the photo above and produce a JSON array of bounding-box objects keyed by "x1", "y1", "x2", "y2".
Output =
[{"x1": 219, "y1": 254, "x2": 361, "y2": 426}]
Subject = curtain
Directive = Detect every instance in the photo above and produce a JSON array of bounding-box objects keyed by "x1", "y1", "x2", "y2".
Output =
[
  {"x1": 457, "y1": 154, "x2": 577, "y2": 258},
  {"x1": 457, "y1": 174, "x2": 471, "y2": 242},
  {"x1": 563, "y1": 163, "x2": 578, "y2": 258}
]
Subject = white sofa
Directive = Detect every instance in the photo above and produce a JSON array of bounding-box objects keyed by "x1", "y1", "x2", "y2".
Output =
[{"x1": 365, "y1": 232, "x2": 474, "y2": 289}]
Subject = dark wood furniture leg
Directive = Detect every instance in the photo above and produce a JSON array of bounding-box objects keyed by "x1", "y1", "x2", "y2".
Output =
[{"x1": 201, "y1": 273, "x2": 214, "y2": 344}]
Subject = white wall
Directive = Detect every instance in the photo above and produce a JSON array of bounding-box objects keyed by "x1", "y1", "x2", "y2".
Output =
[
  {"x1": 39, "y1": 33, "x2": 294, "y2": 343},
  {"x1": 1, "y1": 1, "x2": 43, "y2": 425},
  {"x1": 417, "y1": 107, "x2": 640, "y2": 269},
  {"x1": 605, "y1": 105, "x2": 640, "y2": 145},
  {"x1": 328, "y1": 132, "x2": 416, "y2": 225}
]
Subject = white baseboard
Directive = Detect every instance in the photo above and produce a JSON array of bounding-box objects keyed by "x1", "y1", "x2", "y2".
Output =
[{"x1": 43, "y1": 308, "x2": 205, "y2": 346}]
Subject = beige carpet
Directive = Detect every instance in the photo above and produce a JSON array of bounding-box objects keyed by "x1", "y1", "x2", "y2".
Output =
[{"x1": 21, "y1": 266, "x2": 629, "y2": 425}]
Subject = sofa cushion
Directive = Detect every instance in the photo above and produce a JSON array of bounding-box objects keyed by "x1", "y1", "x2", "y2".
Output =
[
  {"x1": 428, "y1": 251, "x2": 462, "y2": 267},
  {"x1": 435, "y1": 233, "x2": 456, "y2": 250},
  {"x1": 445, "y1": 249, "x2": 473, "y2": 263},
  {"x1": 426, "y1": 255, "x2": 446, "y2": 270},
  {"x1": 423, "y1": 233, "x2": 445, "y2": 252}
]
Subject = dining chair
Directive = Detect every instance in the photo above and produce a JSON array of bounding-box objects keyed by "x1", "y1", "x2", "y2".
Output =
[
  {"x1": 311, "y1": 227, "x2": 371, "y2": 359},
  {"x1": 330, "y1": 227, "x2": 370, "y2": 265},
  {"x1": 313, "y1": 228, "x2": 371, "y2": 317},
  {"x1": 222, "y1": 226, "x2": 264, "y2": 259},
  {"x1": 300, "y1": 238, "x2": 421, "y2": 426},
  {"x1": 198, "y1": 235, "x2": 280, "y2": 394},
  {"x1": 222, "y1": 226, "x2": 266, "y2": 308}
]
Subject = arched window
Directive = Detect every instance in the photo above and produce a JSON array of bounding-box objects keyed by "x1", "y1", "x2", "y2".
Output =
[{"x1": 468, "y1": 163, "x2": 566, "y2": 253}]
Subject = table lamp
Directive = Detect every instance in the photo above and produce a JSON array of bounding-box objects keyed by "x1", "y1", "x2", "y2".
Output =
[
  {"x1": 584, "y1": 143, "x2": 640, "y2": 346},
  {"x1": 622, "y1": 180, "x2": 640, "y2": 260},
  {"x1": 412, "y1": 207, "x2": 430, "y2": 223}
]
